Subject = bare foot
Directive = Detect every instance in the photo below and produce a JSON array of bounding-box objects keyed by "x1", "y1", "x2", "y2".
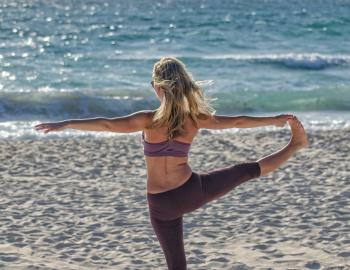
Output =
[{"x1": 288, "y1": 117, "x2": 309, "y2": 150}]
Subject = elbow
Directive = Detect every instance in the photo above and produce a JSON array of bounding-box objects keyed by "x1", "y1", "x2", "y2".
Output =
[
  {"x1": 100, "y1": 119, "x2": 112, "y2": 132},
  {"x1": 234, "y1": 116, "x2": 244, "y2": 128}
]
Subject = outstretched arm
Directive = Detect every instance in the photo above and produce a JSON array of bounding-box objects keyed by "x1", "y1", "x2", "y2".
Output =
[
  {"x1": 103, "y1": 110, "x2": 152, "y2": 133},
  {"x1": 198, "y1": 114, "x2": 294, "y2": 129},
  {"x1": 35, "y1": 110, "x2": 153, "y2": 133}
]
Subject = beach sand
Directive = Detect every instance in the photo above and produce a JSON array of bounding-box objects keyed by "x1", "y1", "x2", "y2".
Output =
[{"x1": 0, "y1": 127, "x2": 349, "y2": 269}]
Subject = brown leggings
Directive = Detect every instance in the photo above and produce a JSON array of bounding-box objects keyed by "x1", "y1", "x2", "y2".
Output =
[{"x1": 147, "y1": 161, "x2": 261, "y2": 270}]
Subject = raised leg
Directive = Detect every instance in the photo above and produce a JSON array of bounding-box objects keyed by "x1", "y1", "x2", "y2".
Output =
[
  {"x1": 200, "y1": 162, "x2": 262, "y2": 203},
  {"x1": 257, "y1": 116, "x2": 309, "y2": 177}
]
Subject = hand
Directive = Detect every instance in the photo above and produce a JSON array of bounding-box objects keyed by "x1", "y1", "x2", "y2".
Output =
[
  {"x1": 273, "y1": 114, "x2": 295, "y2": 127},
  {"x1": 34, "y1": 121, "x2": 68, "y2": 133}
]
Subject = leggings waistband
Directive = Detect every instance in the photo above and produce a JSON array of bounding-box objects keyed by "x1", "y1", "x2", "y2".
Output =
[{"x1": 147, "y1": 171, "x2": 197, "y2": 197}]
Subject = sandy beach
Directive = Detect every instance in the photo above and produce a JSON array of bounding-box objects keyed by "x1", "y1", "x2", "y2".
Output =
[{"x1": 0, "y1": 127, "x2": 349, "y2": 269}]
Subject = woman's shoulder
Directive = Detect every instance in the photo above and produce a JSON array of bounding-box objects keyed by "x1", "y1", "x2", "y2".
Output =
[
  {"x1": 137, "y1": 110, "x2": 156, "y2": 119},
  {"x1": 141, "y1": 110, "x2": 157, "y2": 128},
  {"x1": 144, "y1": 110, "x2": 156, "y2": 120}
]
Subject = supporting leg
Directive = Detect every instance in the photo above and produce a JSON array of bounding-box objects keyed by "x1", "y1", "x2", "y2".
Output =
[{"x1": 149, "y1": 214, "x2": 187, "y2": 270}]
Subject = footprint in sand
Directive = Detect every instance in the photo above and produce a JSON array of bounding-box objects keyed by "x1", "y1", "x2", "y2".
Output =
[
  {"x1": 337, "y1": 251, "x2": 350, "y2": 257},
  {"x1": 304, "y1": 260, "x2": 321, "y2": 269}
]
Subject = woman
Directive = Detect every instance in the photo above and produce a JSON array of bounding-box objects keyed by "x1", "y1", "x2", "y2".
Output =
[{"x1": 35, "y1": 56, "x2": 308, "y2": 269}]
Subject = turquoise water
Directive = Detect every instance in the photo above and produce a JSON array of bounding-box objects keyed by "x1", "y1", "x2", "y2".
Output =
[{"x1": 1, "y1": 0, "x2": 350, "y2": 139}]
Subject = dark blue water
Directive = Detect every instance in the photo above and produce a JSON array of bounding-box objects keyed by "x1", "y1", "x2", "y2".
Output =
[{"x1": 1, "y1": 0, "x2": 350, "y2": 139}]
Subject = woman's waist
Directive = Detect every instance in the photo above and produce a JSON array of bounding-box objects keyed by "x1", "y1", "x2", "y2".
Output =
[{"x1": 146, "y1": 165, "x2": 193, "y2": 194}]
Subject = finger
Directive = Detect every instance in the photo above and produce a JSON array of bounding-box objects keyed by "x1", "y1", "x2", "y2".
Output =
[
  {"x1": 36, "y1": 123, "x2": 49, "y2": 127},
  {"x1": 38, "y1": 126, "x2": 50, "y2": 131}
]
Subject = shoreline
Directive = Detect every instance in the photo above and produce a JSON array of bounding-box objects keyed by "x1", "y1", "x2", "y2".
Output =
[{"x1": 2, "y1": 110, "x2": 350, "y2": 140}]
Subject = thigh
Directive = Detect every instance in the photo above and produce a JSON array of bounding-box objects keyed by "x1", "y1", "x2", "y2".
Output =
[
  {"x1": 149, "y1": 214, "x2": 187, "y2": 270},
  {"x1": 200, "y1": 161, "x2": 261, "y2": 203},
  {"x1": 147, "y1": 172, "x2": 207, "y2": 220}
]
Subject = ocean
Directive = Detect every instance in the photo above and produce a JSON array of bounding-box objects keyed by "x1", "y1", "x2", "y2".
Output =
[{"x1": 1, "y1": 0, "x2": 350, "y2": 139}]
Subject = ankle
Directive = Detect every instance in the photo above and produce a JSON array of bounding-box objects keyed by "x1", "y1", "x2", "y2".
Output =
[{"x1": 288, "y1": 140, "x2": 303, "y2": 152}]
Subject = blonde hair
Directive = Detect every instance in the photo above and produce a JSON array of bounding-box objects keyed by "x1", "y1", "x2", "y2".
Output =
[{"x1": 148, "y1": 56, "x2": 216, "y2": 139}]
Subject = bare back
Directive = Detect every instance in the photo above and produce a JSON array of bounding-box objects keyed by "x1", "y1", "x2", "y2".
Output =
[{"x1": 143, "y1": 113, "x2": 199, "y2": 194}]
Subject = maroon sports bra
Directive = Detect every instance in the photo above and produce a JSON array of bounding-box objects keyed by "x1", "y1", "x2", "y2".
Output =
[{"x1": 141, "y1": 131, "x2": 191, "y2": 157}]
